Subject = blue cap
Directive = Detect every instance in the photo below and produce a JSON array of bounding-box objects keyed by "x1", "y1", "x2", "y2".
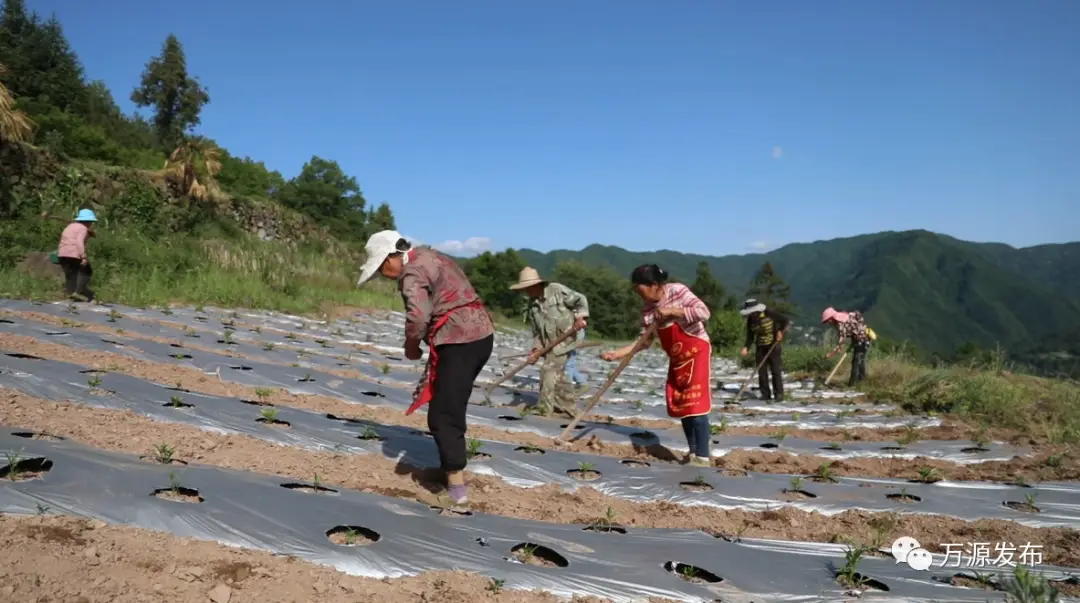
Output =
[{"x1": 75, "y1": 209, "x2": 97, "y2": 222}]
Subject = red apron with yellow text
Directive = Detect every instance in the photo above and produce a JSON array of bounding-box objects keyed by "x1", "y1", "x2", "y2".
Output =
[
  {"x1": 406, "y1": 299, "x2": 486, "y2": 415},
  {"x1": 657, "y1": 321, "x2": 712, "y2": 419}
]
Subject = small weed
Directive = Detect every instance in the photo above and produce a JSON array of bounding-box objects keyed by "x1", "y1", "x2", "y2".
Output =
[
  {"x1": 312, "y1": 473, "x2": 323, "y2": 491},
  {"x1": 487, "y1": 578, "x2": 505, "y2": 593},
  {"x1": 1045, "y1": 453, "x2": 1065, "y2": 469},
  {"x1": 153, "y1": 443, "x2": 174, "y2": 464},
  {"x1": 262, "y1": 342, "x2": 276, "y2": 351},
  {"x1": 791, "y1": 412, "x2": 801, "y2": 421},
  {"x1": 343, "y1": 528, "x2": 358, "y2": 545},
  {"x1": 711, "y1": 417, "x2": 729, "y2": 434},
  {"x1": 898, "y1": 424, "x2": 920, "y2": 446},
  {"x1": 770, "y1": 428, "x2": 789, "y2": 442}
]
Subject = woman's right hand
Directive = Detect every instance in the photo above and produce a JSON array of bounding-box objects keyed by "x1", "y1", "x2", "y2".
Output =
[
  {"x1": 739, "y1": 347, "x2": 748, "y2": 357},
  {"x1": 600, "y1": 350, "x2": 618, "y2": 362}
]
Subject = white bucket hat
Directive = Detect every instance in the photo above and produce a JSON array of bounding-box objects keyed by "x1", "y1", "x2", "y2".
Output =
[
  {"x1": 509, "y1": 266, "x2": 546, "y2": 291},
  {"x1": 357, "y1": 230, "x2": 409, "y2": 286},
  {"x1": 739, "y1": 298, "x2": 767, "y2": 316}
]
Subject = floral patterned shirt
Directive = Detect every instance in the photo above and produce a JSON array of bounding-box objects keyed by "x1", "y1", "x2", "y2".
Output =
[
  {"x1": 398, "y1": 247, "x2": 494, "y2": 348},
  {"x1": 831, "y1": 310, "x2": 870, "y2": 355}
]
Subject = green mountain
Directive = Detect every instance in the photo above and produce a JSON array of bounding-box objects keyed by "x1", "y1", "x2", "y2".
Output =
[{"x1": 515, "y1": 230, "x2": 1080, "y2": 359}]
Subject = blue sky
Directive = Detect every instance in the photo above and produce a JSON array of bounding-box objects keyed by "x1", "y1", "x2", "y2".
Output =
[{"x1": 27, "y1": 0, "x2": 1080, "y2": 257}]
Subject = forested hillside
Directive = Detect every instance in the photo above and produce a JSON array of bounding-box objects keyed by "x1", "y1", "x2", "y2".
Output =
[{"x1": 0, "y1": 0, "x2": 400, "y2": 311}]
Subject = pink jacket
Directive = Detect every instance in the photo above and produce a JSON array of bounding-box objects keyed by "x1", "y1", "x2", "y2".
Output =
[{"x1": 58, "y1": 222, "x2": 89, "y2": 259}]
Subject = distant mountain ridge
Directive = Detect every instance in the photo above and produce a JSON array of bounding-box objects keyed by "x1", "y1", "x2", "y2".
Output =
[{"x1": 514, "y1": 230, "x2": 1080, "y2": 359}]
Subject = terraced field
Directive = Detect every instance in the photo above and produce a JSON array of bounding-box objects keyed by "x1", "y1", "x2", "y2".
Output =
[{"x1": 1, "y1": 299, "x2": 1077, "y2": 602}]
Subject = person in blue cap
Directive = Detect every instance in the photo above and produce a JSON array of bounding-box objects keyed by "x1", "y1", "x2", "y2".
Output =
[{"x1": 57, "y1": 208, "x2": 98, "y2": 301}]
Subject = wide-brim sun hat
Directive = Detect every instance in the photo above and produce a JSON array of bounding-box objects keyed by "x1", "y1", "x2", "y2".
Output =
[
  {"x1": 739, "y1": 298, "x2": 766, "y2": 316},
  {"x1": 509, "y1": 266, "x2": 546, "y2": 291},
  {"x1": 75, "y1": 208, "x2": 97, "y2": 222},
  {"x1": 821, "y1": 307, "x2": 846, "y2": 323},
  {"x1": 357, "y1": 230, "x2": 407, "y2": 286}
]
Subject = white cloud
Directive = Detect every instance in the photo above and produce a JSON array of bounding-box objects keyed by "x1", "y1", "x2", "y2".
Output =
[
  {"x1": 771, "y1": 146, "x2": 783, "y2": 160},
  {"x1": 433, "y1": 237, "x2": 493, "y2": 257},
  {"x1": 747, "y1": 241, "x2": 769, "y2": 251}
]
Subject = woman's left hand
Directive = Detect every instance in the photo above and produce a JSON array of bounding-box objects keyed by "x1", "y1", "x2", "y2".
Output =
[
  {"x1": 404, "y1": 340, "x2": 423, "y2": 360},
  {"x1": 655, "y1": 306, "x2": 679, "y2": 320}
]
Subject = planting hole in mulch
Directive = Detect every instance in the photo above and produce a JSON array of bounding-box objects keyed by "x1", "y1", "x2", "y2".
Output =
[
  {"x1": 170, "y1": 353, "x2": 193, "y2": 360},
  {"x1": 1003, "y1": 500, "x2": 1040, "y2": 513},
  {"x1": 469, "y1": 452, "x2": 493, "y2": 461},
  {"x1": 100, "y1": 339, "x2": 125, "y2": 346},
  {"x1": 357, "y1": 430, "x2": 385, "y2": 442},
  {"x1": 664, "y1": 561, "x2": 722, "y2": 585},
  {"x1": 559, "y1": 424, "x2": 587, "y2": 430},
  {"x1": 620, "y1": 459, "x2": 650, "y2": 467},
  {"x1": 385, "y1": 356, "x2": 404, "y2": 361},
  {"x1": 759, "y1": 442, "x2": 779, "y2": 449},
  {"x1": 961, "y1": 446, "x2": 991, "y2": 453},
  {"x1": 0, "y1": 318, "x2": 13, "y2": 324},
  {"x1": 567, "y1": 468, "x2": 602, "y2": 481},
  {"x1": 679, "y1": 479, "x2": 714, "y2": 492},
  {"x1": 886, "y1": 493, "x2": 922, "y2": 504},
  {"x1": 169, "y1": 343, "x2": 185, "y2": 348},
  {"x1": 216, "y1": 339, "x2": 238, "y2": 346},
  {"x1": 0, "y1": 457, "x2": 53, "y2": 481},
  {"x1": 151, "y1": 486, "x2": 204, "y2": 504},
  {"x1": 280, "y1": 482, "x2": 339, "y2": 495},
  {"x1": 79, "y1": 369, "x2": 106, "y2": 376},
  {"x1": 583, "y1": 524, "x2": 627, "y2": 534},
  {"x1": 12, "y1": 431, "x2": 64, "y2": 442},
  {"x1": 717, "y1": 468, "x2": 748, "y2": 477},
  {"x1": 256, "y1": 417, "x2": 291, "y2": 428},
  {"x1": 514, "y1": 446, "x2": 545, "y2": 455},
  {"x1": 229, "y1": 365, "x2": 253, "y2": 371},
  {"x1": 361, "y1": 391, "x2": 385, "y2": 398},
  {"x1": 240, "y1": 399, "x2": 273, "y2": 407},
  {"x1": 44, "y1": 331, "x2": 69, "y2": 336},
  {"x1": 821, "y1": 445, "x2": 843, "y2": 451},
  {"x1": 411, "y1": 429, "x2": 432, "y2": 437},
  {"x1": 326, "y1": 525, "x2": 380, "y2": 546},
  {"x1": 5, "y1": 353, "x2": 44, "y2": 360},
  {"x1": 497, "y1": 415, "x2": 523, "y2": 421},
  {"x1": 782, "y1": 489, "x2": 817, "y2": 500},
  {"x1": 630, "y1": 431, "x2": 657, "y2": 441},
  {"x1": 941, "y1": 574, "x2": 1003, "y2": 591},
  {"x1": 510, "y1": 543, "x2": 569, "y2": 568},
  {"x1": 162, "y1": 400, "x2": 194, "y2": 408},
  {"x1": 835, "y1": 573, "x2": 889, "y2": 592},
  {"x1": 880, "y1": 446, "x2": 905, "y2": 451},
  {"x1": 166, "y1": 385, "x2": 190, "y2": 393}
]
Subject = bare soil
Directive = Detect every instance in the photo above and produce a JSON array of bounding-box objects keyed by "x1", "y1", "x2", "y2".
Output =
[
  {"x1": 0, "y1": 513, "x2": 620, "y2": 603},
  {"x1": 3, "y1": 391, "x2": 1079, "y2": 569},
  {"x1": 4, "y1": 332, "x2": 1078, "y2": 485}
]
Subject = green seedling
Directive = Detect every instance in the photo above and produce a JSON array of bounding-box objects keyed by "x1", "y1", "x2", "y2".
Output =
[
  {"x1": 517, "y1": 544, "x2": 537, "y2": 563},
  {"x1": 115, "y1": 328, "x2": 125, "y2": 334},
  {"x1": 824, "y1": 442, "x2": 842, "y2": 451},
  {"x1": 466, "y1": 438, "x2": 484, "y2": 459},
  {"x1": 916, "y1": 466, "x2": 942, "y2": 483},
  {"x1": 299, "y1": 373, "x2": 314, "y2": 382},
  {"x1": 185, "y1": 328, "x2": 197, "y2": 338},
  {"x1": 107, "y1": 309, "x2": 120, "y2": 322},
  {"x1": 35, "y1": 502, "x2": 50, "y2": 515},
  {"x1": 153, "y1": 443, "x2": 175, "y2": 464},
  {"x1": 170, "y1": 353, "x2": 186, "y2": 360},
  {"x1": 592, "y1": 505, "x2": 617, "y2": 529},
  {"x1": 343, "y1": 528, "x2": 358, "y2": 545},
  {"x1": 161, "y1": 306, "x2": 173, "y2": 316},
  {"x1": 1025, "y1": 492, "x2": 1038, "y2": 507},
  {"x1": 972, "y1": 424, "x2": 991, "y2": 449},
  {"x1": 814, "y1": 463, "x2": 837, "y2": 483},
  {"x1": 251, "y1": 326, "x2": 261, "y2": 334},
  {"x1": 168, "y1": 396, "x2": 185, "y2": 408},
  {"x1": 1045, "y1": 453, "x2": 1065, "y2": 469},
  {"x1": 194, "y1": 304, "x2": 205, "y2": 313},
  {"x1": 168, "y1": 471, "x2": 181, "y2": 495},
  {"x1": 868, "y1": 515, "x2": 896, "y2": 550},
  {"x1": 87, "y1": 375, "x2": 102, "y2": 389},
  {"x1": 380, "y1": 363, "x2": 390, "y2": 375},
  {"x1": 285, "y1": 333, "x2": 297, "y2": 340},
  {"x1": 1004, "y1": 564, "x2": 1058, "y2": 603},
  {"x1": 518, "y1": 444, "x2": 543, "y2": 454},
  {"x1": 647, "y1": 388, "x2": 658, "y2": 396},
  {"x1": 360, "y1": 426, "x2": 380, "y2": 440},
  {"x1": 577, "y1": 461, "x2": 596, "y2": 472},
  {"x1": 770, "y1": 429, "x2": 789, "y2": 442},
  {"x1": 312, "y1": 473, "x2": 322, "y2": 491},
  {"x1": 680, "y1": 565, "x2": 698, "y2": 580},
  {"x1": 260, "y1": 407, "x2": 280, "y2": 422},
  {"x1": 254, "y1": 387, "x2": 273, "y2": 403},
  {"x1": 262, "y1": 342, "x2": 276, "y2": 351},
  {"x1": 898, "y1": 424, "x2": 920, "y2": 446},
  {"x1": 613, "y1": 385, "x2": 623, "y2": 394},
  {"x1": 487, "y1": 579, "x2": 505, "y2": 593},
  {"x1": 220, "y1": 331, "x2": 233, "y2": 344},
  {"x1": 692, "y1": 474, "x2": 707, "y2": 486},
  {"x1": 66, "y1": 303, "x2": 77, "y2": 314},
  {"x1": 836, "y1": 545, "x2": 869, "y2": 588},
  {"x1": 4, "y1": 448, "x2": 25, "y2": 481},
  {"x1": 788, "y1": 476, "x2": 805, "y2": 491},
  {"x1": 632, "y1": 399, "x2": 644, "y2": 411}
]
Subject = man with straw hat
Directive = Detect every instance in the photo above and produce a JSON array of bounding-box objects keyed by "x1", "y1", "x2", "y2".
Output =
[
  {"x1": 739, "y1": 298, "x2": 792, "y2": 401},
  {"x1": 510, "y1": 267, "x2": 589, "y2": 416}
]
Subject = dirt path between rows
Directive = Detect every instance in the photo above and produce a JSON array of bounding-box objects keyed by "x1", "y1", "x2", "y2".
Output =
[
  {"x1": 3, "y1": 391, "x2": 1078, "y2": 569},
  {"x1": 1, "y1": 333, "x2": 1074, "y2": 484},
  {"x1": 0, "y1": 513, "x2": 620, "y2": 603}
]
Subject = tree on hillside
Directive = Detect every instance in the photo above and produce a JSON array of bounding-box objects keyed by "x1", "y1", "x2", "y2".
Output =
[
  {"x1": 131, "y1": 34, "x2": 209, "y2": 150},
  {"x1": 163, "y1": 136, "x2": 221, "y2": 201},
  {"x1": 217, "y1": 151, "x2": 286, "y2": 199},
  {"x1": 0, "y1": 62, "x2": 32, "y2": 144},
  {"x1": 276, "y1": 156, "x2": 370, "y2": 239},
  {"x1": 552, "y1": 260, "x2": 640, "y2": 339},
  {"x1": 366, "y1": 202, "x2": 396, "y2": 233},
  {"x1": 690, "y1": 261, "x2": 736, "y2": 311},
  {"x1": 464, "y1": 249, "x2": 527, "y2": 317},
  {"x1": 746, "y1": 262, "x2": 797, "y2": 316}
]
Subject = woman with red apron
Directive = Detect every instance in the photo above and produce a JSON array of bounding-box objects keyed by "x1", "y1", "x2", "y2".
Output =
[
  {"x1": 357, "y1": 230, "x2": 495, "y2": 510},
  {"x1": 601, "y1": 264, "x2": 713, "y2": 466}
]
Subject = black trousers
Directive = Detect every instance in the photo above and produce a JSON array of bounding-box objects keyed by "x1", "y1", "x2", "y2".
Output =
[
  {"x1": 850, "y1": 341, "x2": 869, "y2": 385},
  {"x1": 428, "y1": 334, "x2": 494, "y2": 472},
  {"x1": 755, "y1": 343, "x2": 783, "y2": 400},
  {"x1": 58, "y1": 257, "x2": 94, "y2": 301}
]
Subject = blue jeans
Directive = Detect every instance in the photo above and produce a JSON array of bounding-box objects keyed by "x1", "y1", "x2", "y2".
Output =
[
  {"x1": 565, "y1": 351, "x2": 586, "y2": 384},
  {"x1": 681, "y1": 415, "x2": 711, "y2": 458}
]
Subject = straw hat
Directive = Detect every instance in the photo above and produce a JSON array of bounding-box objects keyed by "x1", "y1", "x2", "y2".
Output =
[{"x1": 509, "y1": 266, "x2": 546, "y2": 291}]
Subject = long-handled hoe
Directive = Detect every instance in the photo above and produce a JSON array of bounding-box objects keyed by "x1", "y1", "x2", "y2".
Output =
[
  {"x1": 734, "y1": 340, "x2": 780, "y2": 401},
  {"x1": 482, "y1": 326, "x2": 580, "y2": 403},
  {"x1": 555, "y1": 322, "x2": 659, "y2": 444}
]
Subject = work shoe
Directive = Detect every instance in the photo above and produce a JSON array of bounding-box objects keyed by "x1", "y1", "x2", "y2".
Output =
[{"x1": 691, "y1": 456, "x2": 711, "y2": 467}]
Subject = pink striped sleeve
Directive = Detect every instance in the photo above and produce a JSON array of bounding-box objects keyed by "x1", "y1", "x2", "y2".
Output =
[{"x1": 669, "y1": 284, "x2": 710, "y2": 323}]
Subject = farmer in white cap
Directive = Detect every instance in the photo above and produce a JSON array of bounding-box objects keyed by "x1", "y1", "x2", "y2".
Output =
[
  {"x1": 56, "y1": 208, "x2": 98, "y2": 302},
  {"x1": 739, "y1": 298, "x2": 792, "y2": 401},
  {"x1": 357, "y1": 230, "x2": 494, "y2": 511},
  {"x1": 509, "y1": 267, "x2": 588, "y2": 416}
]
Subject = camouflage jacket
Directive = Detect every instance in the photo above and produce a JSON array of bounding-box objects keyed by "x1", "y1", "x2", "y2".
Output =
[
  {"x1": 398, "y1": 247, "x2": 494, "y2": 348},
  {"x1": 528, "y1": 282, "x2": 589, "y2": 356}
]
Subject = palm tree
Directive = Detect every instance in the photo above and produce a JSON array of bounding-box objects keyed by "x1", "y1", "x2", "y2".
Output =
[
  {"x1": 0, "y1": 63, "x2": 34, "y2": 145},
  {"x1": 163, "y1": 136, "x2": 222, "y2": 201}
]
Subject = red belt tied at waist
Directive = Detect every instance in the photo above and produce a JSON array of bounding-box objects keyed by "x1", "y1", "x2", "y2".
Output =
[{"x1": 405, "y1": 299, "x2": 486, "y2": 415}]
